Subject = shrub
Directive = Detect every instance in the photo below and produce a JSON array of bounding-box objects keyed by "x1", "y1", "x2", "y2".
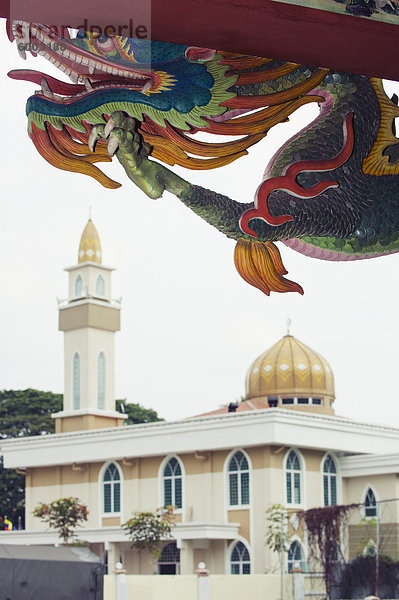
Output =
[{"x1": 33, "y1": 497, "x2": 88, "y2": 544}]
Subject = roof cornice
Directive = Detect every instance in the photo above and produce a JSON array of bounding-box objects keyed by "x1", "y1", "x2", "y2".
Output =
[{"x1": 2, "y1": 409, "x2": 399, "y2": 469}]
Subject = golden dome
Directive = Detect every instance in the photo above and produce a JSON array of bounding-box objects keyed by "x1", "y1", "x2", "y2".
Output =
[
  {"x1": 78, "y1": 219, "x2": 102, "y2": 264},
  {"x1": 245, "y1": 335, "x2": 335, "y2": 413}
]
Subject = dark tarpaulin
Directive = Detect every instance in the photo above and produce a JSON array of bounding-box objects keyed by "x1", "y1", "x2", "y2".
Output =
[{"x1": 0, "y1": 544, "x2": 103, "y2": 600}]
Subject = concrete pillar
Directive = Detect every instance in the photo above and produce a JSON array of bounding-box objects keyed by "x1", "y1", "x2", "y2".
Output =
[
  {"x1": 114, "y1": 562, "x2": 128, "y2": 600},
  {"x1": 179, "y1": 540, "x2": 194, "y2": 574},
  {"x1": 107, "y1": 542, "x2": 120, "y2": 573},
  {"x1": 196, "y1": 562, "x2": 210, "y2": 600},
  {"x1": 292, "y1": 563, "x2": 304, "y2": 600}
]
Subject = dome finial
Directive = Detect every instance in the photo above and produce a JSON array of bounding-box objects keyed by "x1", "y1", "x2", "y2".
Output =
[
  {"x1": 286, "y1": 317, "x2": 292, "y2": 336},
  {"x1": 78, "y1": 217, "x2": 102, "y2": 264}
]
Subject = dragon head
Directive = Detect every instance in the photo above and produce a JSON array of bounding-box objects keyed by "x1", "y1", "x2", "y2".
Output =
[
  {"x1": 8, "y1": 21, "x2": 248, "y2": 187},
  {"x1": 8, "y1": 21, "x2": 323, "y2": 189}
]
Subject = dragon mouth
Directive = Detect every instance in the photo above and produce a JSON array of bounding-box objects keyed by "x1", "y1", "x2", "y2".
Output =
[{"x1": 9, "y1": 21, "x2": 154, "y2": 103}]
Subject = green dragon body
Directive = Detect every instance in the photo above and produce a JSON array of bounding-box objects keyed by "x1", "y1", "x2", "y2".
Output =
[{"x1": 8, "y1": 21, "x2": 399, "y2": 295}]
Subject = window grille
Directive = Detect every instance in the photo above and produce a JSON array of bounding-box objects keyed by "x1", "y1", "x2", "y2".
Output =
[
  {"x1": 230, "y1": 541, "x2": 250, "y2": 574},
  {"x1": 228, "y1": 451, "x2": 250, "y2": 506},
  {"x1": 158, "y1": 542, "x2": 180, "y2": 575},
  {"x1": 323, "y1": 455, "x2": 337, "y2": 506},
  {"x1": 365, "y1": 488, "x2": 377, "y2": 518},
  {"x1": 163, "y1": 458, "x2": 182, "y2": 509},
  {"x1": 288, "y1": 540, "x2": 303, "y2": 572},
  {"x1": 286, "y1": 450, "x2": 301, "y2": 505},
  {"x1": 103, "y1": 463, "x2": 121, "y2": 514}
]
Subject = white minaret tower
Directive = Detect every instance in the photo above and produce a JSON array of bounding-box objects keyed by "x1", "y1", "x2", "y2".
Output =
[{"x1": 53, "y1": 218, "x2": 125, "y2": 433}]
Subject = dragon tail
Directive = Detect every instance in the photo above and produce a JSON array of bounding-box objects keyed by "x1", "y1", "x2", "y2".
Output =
[{"x1": 234, "y1": 239, "x2": 304, "y2": 296}]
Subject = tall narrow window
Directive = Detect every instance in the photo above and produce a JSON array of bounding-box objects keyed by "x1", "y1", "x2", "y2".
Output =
[
  {"x1": 230, "y1": 541, "x2": 251, "y2": 574},
  {"x1": 286, "y1": 450, "x2": 301, "y2": 505},
  {"x1": 288, "y1": 540, "x2": 304, "y2": 572},
  {"x1": 365, "y1": 488, "x2": 377, "y2": 518},
  {"x1": 163, "y1": 457, "x2": 182, "y2": 509},
  {"x1": 96, "y1": 274, "x2": 105, "y2": 297},
  {"x1": 323, "y1": 455, "x2": 337, "y2": 506},
  {"x1": 228, "y1": 451, "x2": 250, "y2": 506},
  {"x1": 97, "y1": 352, "x2": 106, "y2": 409},
  {"x1": 74, "y1": 274, "x2": 83, "y2": 297},
  {"x1": 158, "y1": 542, "x2": 180, "y2": 575},
  {"x1": 103, "y1": 463, "x2": 121, "y2": 514},
  {"x1": 73, "y1": 352, "x2": 81, "y2": 409}
]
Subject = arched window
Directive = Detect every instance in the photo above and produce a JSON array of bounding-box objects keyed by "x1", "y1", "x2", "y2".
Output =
[
  {"x1": 97, "y1": 352, "x2": 106, "y2": 409},
  {"x1": 163, "y1": 457, "x2": 182, "y2": 509},
  {"x1": 103, "y1": 463, "x2": 121, "y2": 514},
  {"x1": 96, "y1": 274, "x2": 105, "y2": 297},
  {"x1": 286, "y1": 450, "x2": 301, "y2": 505},
  {"x1": 323, "y1": 455, "x2": 337, "y2": 506},
  {"x1": 228, "y1": 451, "x2": 250, "y2": 506},
  {"x1": 158, "y1": 542, "x2": 180, "y2": 575},
  {"x1": 230, "y1": 541, "x2": 251, "y2": 574},
  {"x1": 288, "y1": 540, "x2": 304, "y2": 572},
  {"x1": 365, "y1": 488, "x2": 377, "y2": 518},
  {"x1": 74, "y1": 274, "x2": 83, "y2": 297},
  {"x1": 73, "y1": 352, "x2": 81, "y2": 409}
]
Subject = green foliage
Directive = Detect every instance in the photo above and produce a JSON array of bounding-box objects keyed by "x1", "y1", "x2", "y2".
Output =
[
  {"x1": 0, "y1": 389, "x2": 62, "y2": 438},
  {"x1": 0, "y1": 389, "x2": 62, "y2": 526},
  {"x1": 122, "y1": 510, "x2": 174, "y2": 558},
  {"x1": 356, "y1": 517, "x2": 377, "y2": 557},
  {"x1": 116, "y1": 399, "x2": 163, "y2": 425},
  {"x1": 265, "y1": 504, "x2": 289, "y2": 554},
  {"x1": 33, "y1": 497, "x2": 89, "y2": 543}
]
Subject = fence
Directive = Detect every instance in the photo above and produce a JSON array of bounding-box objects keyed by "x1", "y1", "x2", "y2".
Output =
[{"x1": 104, "y1": 573, "x2": 303, "y2": 600}]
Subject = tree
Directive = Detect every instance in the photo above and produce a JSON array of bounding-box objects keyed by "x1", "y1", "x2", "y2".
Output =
[
  {"x1": 116, "y1": 399, "x2": 163, "y2": 424},
  {"x1": 33, "y1": 497, "x2": 88, "y2": 543},
  {"x1": 0, "y1": 389, "x2": 62, "y2": 439},
  {"x1": 122, "y1": 509, "x2": 174, "y2": 558},
  {"x1": 265, "y1": 504, "x2": 289, "y2": 573},
  {"x1": 0, "y1": 389, "x2": 62, "y2": 526}
]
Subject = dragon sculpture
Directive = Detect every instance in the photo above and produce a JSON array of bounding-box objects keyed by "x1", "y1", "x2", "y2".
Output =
[{"x1": 7, "y1": 21, "x2": 399, "y2": 295}]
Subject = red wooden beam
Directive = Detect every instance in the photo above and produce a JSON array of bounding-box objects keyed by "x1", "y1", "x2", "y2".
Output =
[{"x1": 1, "y1": 0, "x2": 398, "y2": 81}]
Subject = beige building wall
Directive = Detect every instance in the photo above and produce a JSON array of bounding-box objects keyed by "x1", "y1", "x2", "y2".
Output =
[
  {"x1": 26, "y1": 444, "x2": 368, "y2": 573},
  {"x1": 343, "y1": 473, "x2": 399, "y2": 559}
]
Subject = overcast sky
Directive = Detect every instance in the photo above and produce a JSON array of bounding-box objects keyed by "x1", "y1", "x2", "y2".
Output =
[{"x1": 1, "y1": 21, "x2": 399, "y2": 425}]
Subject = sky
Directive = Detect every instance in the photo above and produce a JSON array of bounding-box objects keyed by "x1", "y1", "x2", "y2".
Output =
[{"x1": 1, "y1": 20, "x2": 399, "y2": 425}]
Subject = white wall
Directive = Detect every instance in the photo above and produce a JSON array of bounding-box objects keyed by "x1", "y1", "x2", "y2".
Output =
[{"x1": 103, "y1": 574, "x2": 299, "y2": 600}]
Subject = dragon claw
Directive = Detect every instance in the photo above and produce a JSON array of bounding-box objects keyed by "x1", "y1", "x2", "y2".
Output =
[
  {"x1": 104, "y1": 118, "x2": 116, "y2": 138},
  {"x1": 107, "y1": 132, "x2": 120, "y2": 156},
  {"x1": 87, "y1": 111, "x2": 189, "y2": 199},
  {"x1": 88, "y1": 127, "x2": 97, "y2": 152}
]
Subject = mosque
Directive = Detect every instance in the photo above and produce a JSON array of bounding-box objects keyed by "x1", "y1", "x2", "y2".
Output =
[{"x1": 1, "y1": 218, "x2": 399, "y2": 576}]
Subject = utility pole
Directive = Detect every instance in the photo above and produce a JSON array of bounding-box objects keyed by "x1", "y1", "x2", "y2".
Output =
[{"x1": 375, "y1": 502, "x2": 380, "y2": 597}]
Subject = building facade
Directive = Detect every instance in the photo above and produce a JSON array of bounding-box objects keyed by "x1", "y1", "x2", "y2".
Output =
[{"x1": 2, "y1": 220, "x2": 399, "y2": 575}]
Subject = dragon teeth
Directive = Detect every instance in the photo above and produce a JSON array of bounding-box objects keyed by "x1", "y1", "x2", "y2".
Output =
[
  {"x1": 17, "y1": 46, "x2": 27, "y2": 60},
  {"x1": 22, "y1": 22, "x2": 30, "y2": 45}
]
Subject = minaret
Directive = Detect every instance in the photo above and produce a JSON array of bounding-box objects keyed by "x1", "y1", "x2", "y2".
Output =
[{"x1": 53, "y1": 218, "x2": 126, "y2": 433}]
